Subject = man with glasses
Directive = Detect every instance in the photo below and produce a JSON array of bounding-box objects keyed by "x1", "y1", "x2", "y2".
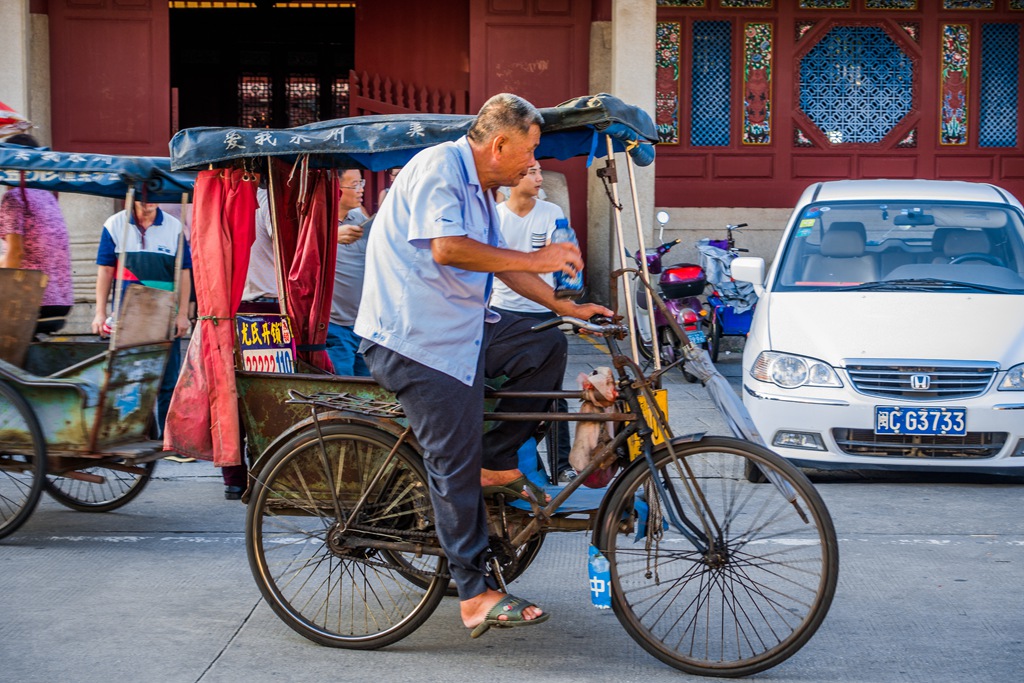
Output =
[{"x1": 326, "y1": 169, "x2": 372, "y2": 376}]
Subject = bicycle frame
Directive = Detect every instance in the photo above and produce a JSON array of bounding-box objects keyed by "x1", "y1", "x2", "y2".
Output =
[{"x1": 286, "y1": 315, "x2": 717, "y2": 560}]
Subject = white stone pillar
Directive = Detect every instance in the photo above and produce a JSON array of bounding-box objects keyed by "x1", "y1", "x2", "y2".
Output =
[
  {"x1": 0, "y1": 1, "x2": 31, "y2": 121},
  {"x1": 587, "y1": 0, "x2": 656, "y2": 304}
]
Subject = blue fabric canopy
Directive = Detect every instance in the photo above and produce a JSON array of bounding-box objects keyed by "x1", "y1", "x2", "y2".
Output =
[
  {"x1": 169, "y1": 93, "x2": 657, "y2": 171},
  {"x1": 0, "y1": 143, "x2": 195, "y2": 202}
]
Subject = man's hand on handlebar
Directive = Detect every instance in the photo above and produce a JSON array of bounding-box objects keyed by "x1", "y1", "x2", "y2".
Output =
[
  {"x1": 530, "y1": 313, "x2": 624, "y2": 337},
  {"x1": 555, "y1": 300, "x2": 614, "y2": 322}
]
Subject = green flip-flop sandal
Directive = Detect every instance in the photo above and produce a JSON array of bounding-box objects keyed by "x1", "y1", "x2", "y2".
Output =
[
  {"x1": 469, "y1": 594, "x2": 551, "y2": 638},
  {"x1": 481, "y1": 475, "x2": 548, "y2": 504}
]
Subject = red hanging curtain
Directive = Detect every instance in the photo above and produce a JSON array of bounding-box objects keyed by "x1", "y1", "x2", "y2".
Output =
[
  {"x1": 269, "y1": 158, "x2": 338, "y2": 372},
  {"x1": 164, "y1": 168, "x2": 257, "y2": 466}
]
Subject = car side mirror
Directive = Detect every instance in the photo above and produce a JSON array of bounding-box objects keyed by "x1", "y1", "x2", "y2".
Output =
[{"x1": 731, "y1": 256, "x2": 766, "y2": 297}]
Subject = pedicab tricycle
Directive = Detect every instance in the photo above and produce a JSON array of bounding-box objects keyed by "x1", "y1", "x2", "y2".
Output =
[
  {"x1": 0, "y1": 146, "x2": 194, "y2": 539},
  {"x1": 168, "y1": 94, "x2": 838, "y2": 678}
]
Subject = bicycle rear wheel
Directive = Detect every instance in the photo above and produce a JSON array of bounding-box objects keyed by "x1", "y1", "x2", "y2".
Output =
[
  {"x1": 246, "y1": 422, "x2": 447, "y2": 649},
  {"x1": 595, "y1": 436, "x2": 838, "y2": 678}
]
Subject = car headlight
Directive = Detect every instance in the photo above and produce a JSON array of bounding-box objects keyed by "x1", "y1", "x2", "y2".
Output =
[
  {"x1": 999, "y1": 363, "x2": 1024, "y2": 391},
  {"x1": 751, "y1": 351, "x2": 843, "y2": 389}
]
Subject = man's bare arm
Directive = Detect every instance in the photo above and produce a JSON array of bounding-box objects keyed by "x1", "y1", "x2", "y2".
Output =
[
  {"x1": 431, "y1": 235, "x2": 581, "y2": 276},
  {"x1": 496, "y1": 271, "x2": 613, "y2": 319},
  {"x1": 0, "y1": 233, "x2": 23, "y2": 268},
  {"x1": 91, "y1": 265, "x2": 115, "y2": 333}
]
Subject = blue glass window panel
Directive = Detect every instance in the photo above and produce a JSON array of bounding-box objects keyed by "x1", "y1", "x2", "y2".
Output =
[
  {"x1": 799, "y1": 26, "x2": 913, "y2": 144},
  {"x1": 979, "y1": 24, "x2": 1019, "y2": 148},
  {"x1": 691, "y1": 21, "x2": 732, "y2": 147}
]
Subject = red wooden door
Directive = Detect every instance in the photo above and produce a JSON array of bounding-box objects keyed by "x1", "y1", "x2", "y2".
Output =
[
  {"x1": 469, "y1": 0, "x2": 591, "y2": 247},
  {"x1": 49, "y1": 0, "x2": 170, "y2": 156}
]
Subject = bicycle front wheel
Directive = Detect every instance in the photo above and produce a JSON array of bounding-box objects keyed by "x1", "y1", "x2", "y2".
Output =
[
  {"x1": 0, "y1": 382, "x2": 45, "y2": 540},
  {"x1": 246, "y1": 423, "x2": 447, "y2": 649},
  {"x1": 595, "y1": 436, "x2": 838, "y2": 678}
]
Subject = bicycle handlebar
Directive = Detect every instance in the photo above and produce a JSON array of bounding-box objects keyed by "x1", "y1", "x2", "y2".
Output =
[{"x1": 530, "y1": 315, "x2": 627, "y2": 337}]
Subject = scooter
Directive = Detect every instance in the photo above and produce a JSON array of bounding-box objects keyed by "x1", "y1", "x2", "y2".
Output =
[
  {"x1": 629, "y1": 211, "x2": 707, "y2": 382},
  {"x1": 697, "y1": 223, "x2": 758, "y2": 362}
]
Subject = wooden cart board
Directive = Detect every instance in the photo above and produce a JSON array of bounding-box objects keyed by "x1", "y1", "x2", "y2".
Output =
[{"x1": 0, "y1": 268, "x2": 47, "y2": 366}]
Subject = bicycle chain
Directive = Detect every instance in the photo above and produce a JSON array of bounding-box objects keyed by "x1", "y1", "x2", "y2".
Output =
[
  {"x1": 347, "y1": 522, "x2": 438, "y2": 543},
  {"x1": 336, "y1": 524, "x2": 449, "y2": 579}
]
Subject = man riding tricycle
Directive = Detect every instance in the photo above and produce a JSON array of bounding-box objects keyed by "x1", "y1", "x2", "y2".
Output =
[{"x1": 167, "y1": 92, "x2": 839, "y2": 677}]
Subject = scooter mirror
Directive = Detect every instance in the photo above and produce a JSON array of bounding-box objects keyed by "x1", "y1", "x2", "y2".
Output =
[{"x1": 655, "y1": 211, "x2": 669, "y2": 243}]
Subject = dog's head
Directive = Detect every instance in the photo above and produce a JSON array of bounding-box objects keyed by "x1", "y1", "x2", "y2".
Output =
[{"x1": 578, "y1": 367, "x2": 618, "y2": 407}]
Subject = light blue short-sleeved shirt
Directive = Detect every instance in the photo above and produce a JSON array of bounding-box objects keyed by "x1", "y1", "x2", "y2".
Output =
[{"x1": 354, "y1": 136, "x2": 505, "y2": 385}]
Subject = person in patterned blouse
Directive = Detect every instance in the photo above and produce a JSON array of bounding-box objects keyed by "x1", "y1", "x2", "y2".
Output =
[{"x1": 0, "y1": 133, "x2": 74, "y2": 334}]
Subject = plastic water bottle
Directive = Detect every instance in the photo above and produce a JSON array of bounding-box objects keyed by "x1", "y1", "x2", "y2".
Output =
[
  {"x1": 588, "y1": 545, "x2": 612, "y2": 609},
  {"x1": 100, "y1": 315, "x2": 114, "y2": 338},
  {"x1": 551, "y1": 218, "x2": 583, "y2": 300}
]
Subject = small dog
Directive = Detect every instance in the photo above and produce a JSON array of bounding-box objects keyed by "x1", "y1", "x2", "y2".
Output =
[{"x1": 569, "y1": 367, "x2": 619, "y2": 488}]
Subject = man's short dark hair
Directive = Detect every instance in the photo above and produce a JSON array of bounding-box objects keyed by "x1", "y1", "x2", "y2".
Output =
[
  {"x1": 467, "y1": 93, "x2": 543, "y2": 144},
  {"x1": 5, "y1": 133, "x2": 40, "y2": 148}
]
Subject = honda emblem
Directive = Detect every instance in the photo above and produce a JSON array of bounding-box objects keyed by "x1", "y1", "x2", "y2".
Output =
[{"x1": 910, "y1": 374, "x2": 931, "y2": 391}]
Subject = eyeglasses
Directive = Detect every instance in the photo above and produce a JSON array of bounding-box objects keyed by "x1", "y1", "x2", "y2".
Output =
[{"x1": 341, "y1": 180, "x2": 366, "y2": 190}]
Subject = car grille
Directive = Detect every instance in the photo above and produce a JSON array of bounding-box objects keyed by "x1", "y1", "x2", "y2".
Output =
[
  {"x1": 832, "y1": 428, "x2": 1007, "y2": 459},
  {"x1": 845, "y1": 363, "x2": 996, "y2": 400}
]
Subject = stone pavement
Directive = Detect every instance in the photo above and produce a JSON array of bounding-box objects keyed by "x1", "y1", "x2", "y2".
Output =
[{"x1": 3, "y1": 332, "x2": 1021, "y2": 683}]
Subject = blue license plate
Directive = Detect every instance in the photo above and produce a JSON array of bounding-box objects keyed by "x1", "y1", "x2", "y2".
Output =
[
  {"x1": 687, "y1": 330, "x2": 707, "y2": 345},
  {"x1": 875, "y1": 407, "x2": 967, "y2": 436}
]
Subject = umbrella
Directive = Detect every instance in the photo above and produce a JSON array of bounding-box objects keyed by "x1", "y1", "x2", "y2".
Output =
[
  {"x1": 0, "y1": 100, "x2": 31, "y2": 140},
  {"x1": 164, "y1": 168, "x2": 257, "y2": 465},
  {"x1": 268, "y1": 157, "x2": 338, "y2": 373}
]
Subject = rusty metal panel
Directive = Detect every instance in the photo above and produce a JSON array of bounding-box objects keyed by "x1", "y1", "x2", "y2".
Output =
[
  {"x1": 14, "y1": 384, "x2": 91, "y2": 454},
  {"x1": 236, "y1": 372, "x2": 399, "y2": 460},
  {"x1": 92, "y1": 344, "x2": 169, "y2": 449},
  {"x1": 24, "y1": 338, "x2": 107, "y2": 377}
]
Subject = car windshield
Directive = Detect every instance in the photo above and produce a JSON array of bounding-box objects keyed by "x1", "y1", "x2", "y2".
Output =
[{"x1": 771, "y1": 200, "x2": 1024, "y2": 293}]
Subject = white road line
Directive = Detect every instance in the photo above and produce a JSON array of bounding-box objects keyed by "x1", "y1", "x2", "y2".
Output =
[{"x1": 36, "y1": 534, "x2": 1024, "y2": 547}]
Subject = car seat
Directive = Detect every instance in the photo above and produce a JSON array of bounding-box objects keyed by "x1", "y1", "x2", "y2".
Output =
[
  {"x1": 801, "y1": 221, "x2": 878, "y2": 283},
  {"x1": 930, "y1": 228, "x2": 955, "y2": 263},
  {"x1": 939, "y1": 228, "x2": 992, "y2": 263}
]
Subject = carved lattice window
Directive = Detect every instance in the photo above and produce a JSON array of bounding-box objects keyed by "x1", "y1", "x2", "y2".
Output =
[
  {"x1": 286, "y1": 75, "x2": 319, "y2": 127},
  {"x1": 979, "y1": 23, "x2": 1019, "y2": 148},
  {"x1": 690, "y1": 21, "x2": 732, "y2": 147},
  {"x1": 238, "y1": 74, "x2": 271, "y2": 128},
  {"x1": 799, "y1": 26, "x2": 913, "y2": 144},
  {"x1": 332, "y1": 78, "x2": 350, "y2": 119}
]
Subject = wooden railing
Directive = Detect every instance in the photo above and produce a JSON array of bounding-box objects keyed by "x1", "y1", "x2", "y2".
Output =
[
  {"x1": 348, "y1": 70, "x2": 469, "y2": 116},
  {"x1": 347, "y1": 70, "x2": 469, "y2": 212}
]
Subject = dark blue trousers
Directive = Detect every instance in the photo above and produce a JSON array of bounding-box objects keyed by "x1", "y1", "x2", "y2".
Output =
[
  {"x1": 157, "y1": 337, "x2": 182, "y2": 436},
  {"x1": 363, "y1": 313, "x2": 567, "y2": 599},
  {"x1": 491, "y1": 307, "x2": 572, "y2": 478}
]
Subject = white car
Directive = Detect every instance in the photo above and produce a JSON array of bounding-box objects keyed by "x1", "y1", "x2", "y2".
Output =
[{"x1": 732, "y1": 179, "x2": 1024, "y2": 476}]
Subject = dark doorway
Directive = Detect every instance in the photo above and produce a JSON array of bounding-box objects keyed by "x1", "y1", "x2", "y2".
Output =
[{"x1": 170, "y1": 4, "x2": 355, "y2": 130}]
